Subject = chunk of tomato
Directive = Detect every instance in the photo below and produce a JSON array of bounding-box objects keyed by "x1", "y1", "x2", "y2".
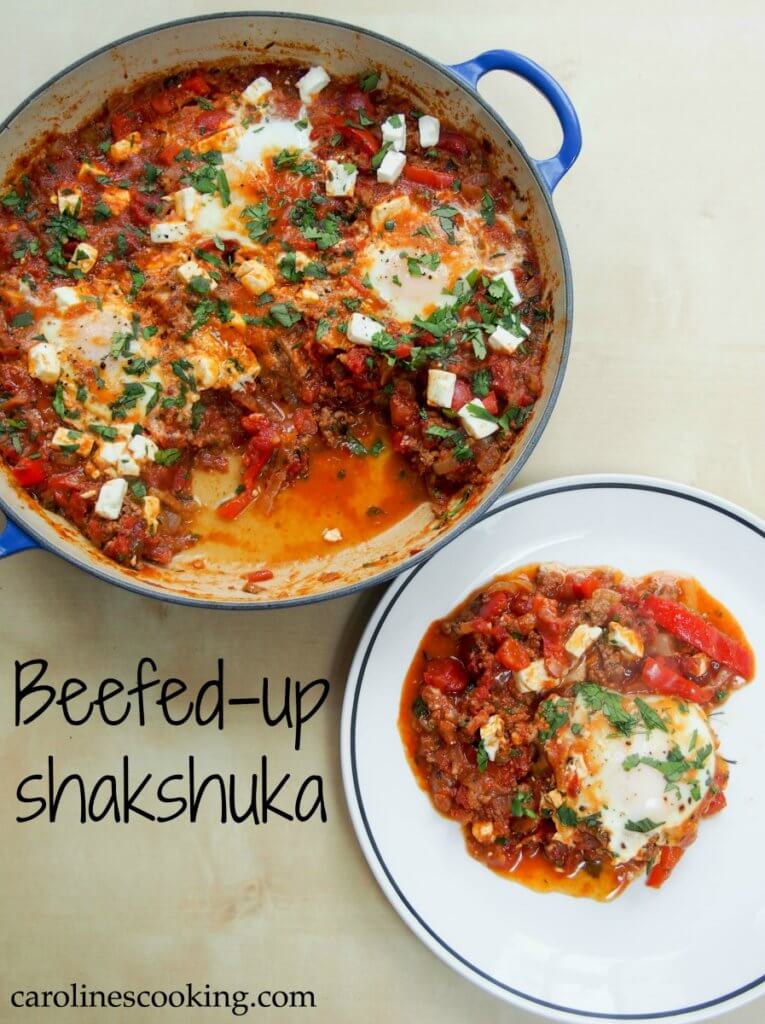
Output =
[
  {"x1": 12, "y1": 457, "x2": 45, "y2": 488},
  {"x1": 423, "y1": 656, "x2": 469, "y2": 695},
  {"x1": 496, "y1": 637, "x2": 531, "y2": 672}
]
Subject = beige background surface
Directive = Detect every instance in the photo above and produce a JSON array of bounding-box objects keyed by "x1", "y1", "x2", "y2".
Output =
[{"x1": 1, "y1": 1, "x2": 763, "y2": 1022}]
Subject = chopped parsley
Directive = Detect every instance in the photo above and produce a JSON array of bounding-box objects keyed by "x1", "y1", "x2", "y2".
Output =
[
  {"x1": 241, "y1": 200, "x2": 273, "y2": 244},
  {"x1": 480, "y1": 191, "x2": 496, "y2": 225},
  {"x1": 431, "y1": 204, "x2": 459, "y2": 243},
  {"x1": 9, "y1": 311, "x2": 33, "y2": 329},
  {"x1": 635, "y1": 697, "x2": 668, "y2": 734},
  {"x1": 425, "y1": 423, "x2": 472, "y2": 463},
  {"x1": 511, "y1": 790, "x2": 537, "y2": 819},
  {"x1": 406, "y1": 251, "x2": 441, "y2": 276},
  {"x1": 464, "y1": 400, "x2": 531, "y2": 433},
  {"x1": 538, "y1": 698, "x2": 570, "y2": 742},
  {"x1": 624, "y1": 818, "x2": 663, "y2": 833},
  {"x1": 154, "y1": 448, "x2": 182, "y2": 466},
  {"x1": 290, "y1": 196, "x2": 342, "y2": 250},
  {"x1": 269, "y1": 303, "x2": 302, "y2": 329},
  {"x1": 273, "y1": 149, "x2": 317, "y2": 177},
  {"x1": 576, "y1": 682, "x2": 637, "y2": 736},
  {"x1": 359, "y1": 70, "x2": 380, "y2": 92}
]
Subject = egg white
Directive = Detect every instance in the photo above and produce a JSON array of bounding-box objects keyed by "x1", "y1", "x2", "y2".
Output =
[{"x1": 554, "y1": 690, "x2": 716, "y2": 864}]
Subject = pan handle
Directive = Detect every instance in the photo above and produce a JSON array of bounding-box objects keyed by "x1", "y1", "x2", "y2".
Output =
[
  {"x1": 449, "y1": 50, "x2": 581, "y2": 193},
  {"x1": 0, "y1": 515, "x2": 38, "y2": 559}
]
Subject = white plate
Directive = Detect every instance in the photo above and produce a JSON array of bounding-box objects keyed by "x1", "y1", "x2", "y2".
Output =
[{"x1": 341, "y1": 475, "x2": 765, "y2": 1023}]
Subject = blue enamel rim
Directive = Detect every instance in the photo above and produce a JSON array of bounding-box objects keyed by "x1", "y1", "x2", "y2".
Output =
[
  {"x1": 346, "y1": 479, "x2": 765, "y2": 1020},
  {"x1": 0, "y1": 11, "x2": 579, "y2": 609}
]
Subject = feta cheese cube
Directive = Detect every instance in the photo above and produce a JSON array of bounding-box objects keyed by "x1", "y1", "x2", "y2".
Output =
[
  {"x1": 297, "y1": 66, "x2": 330, "y2": 103},
  {"x1": 67, "y1": 243, "x2": 98, "y2": 274},
  {"x1": 150, "y1": 221, "x2": 190, "y2": 244},
  {"x1": 347, "y1": 312, "x2": 383, "y2": 346},
  {"x1": 110, "y1": 132, "x2": 141, "y2": 163},
  {"x1": 235, "y1": 258, "x2": 274, "y2": 297},
  {"x1": 480, "y1": 714, "x2": 504, "y2": 762},
  {"x1": 52, "y1": 286, "x2": 81, "y2": 311},
  {"x1": 376, "y1": 150, "x2": 406, "y2": 185},
  {"x1": 173, "y1": 186, "x2": 200, "y2": 222},
  {"x1": 381, "y1": 114, "x2": 406, "y2": 152},
  {"x1": 94, "y1": 478, "x2": 128, "y2": 520},
  {"x1": 143, "y1": 494, "x2": 161, "y2": 533},
  {"x1": 325, "y1": 160, "x2": 357, "y2": 197},
  {"x1": 57, "y1": 188, "x2": 82, "y2": 216},
  {"x1": 426, "y1": 368, "x2": 456, "y2": 409},
  {"x1": 457, "y1": 398, "x2": 498, "y2": 440},
  {"x1": 194, "y1": 354, "x2": 220, "y2": 389},
  {"x1": 127, "y1": 433, "x2": 159, "y2": 464},
  {"x1": 492, "y1": 269, "x2": 522, "y2": 306},
  {"x1": 514, "y1": 658, "x2": 555, "y2": 693},
  {"x1": 28, "y1": 342, "x2": 60, "y2": 385},
  {"x1": 608, "y1": 621, "x2": 645, "y2": 658},
  {"x1": 418, "y1": 115, "x2": 440, "y2": 148},
  {"x1": 370, "y1": 194, "x2": 411, "y2": 230},
  {"x1": 176, "y1": 259, "x2": 217, "y2": 291},
  {"x1": 487, "y1": 322, "x2": 530, "y2": 355},
  {"x1": 565, "y1": 623, "x2": 603, "y2": 659},
  {"x1": 51, "y1": 427, "x2": 93, "y2": 456},
  {"x1": 322, "y1": 527, "x2": 343, "y2": 543},
  {"x1": 242, "y1": 76, "x2": 272, "y2": 105},
  {"x1": 95, "y1": 441, "x2": 140, "y2": 477}
]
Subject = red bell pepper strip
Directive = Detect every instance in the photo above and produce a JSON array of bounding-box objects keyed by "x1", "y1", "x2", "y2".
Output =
[
  {"x1": 646, "y1": 846, "x2": 684, "y2": 888},
  {"x1": 12, "y1": 457, "x2": 45, "y2": 488},
  {"x1": 217, "y1": 490, "x2": 254, "y2": 521},
  {"x1": 403, "y1": 164, "x2": 455, "y2": 190},
  {"x1": 641, "y1": 657, "x2": 715, "y2": 704},
  {"x1": 217, "y1": 417, "x2": 277, "y2": 520},
  {"x1": 643, "y1": 595, "x2": 753, "y2": 677},
  {"x1": 337, "y1": 123, "x2": 379, "y2": 154},
  {"x1": 423, "y1": 656, "x2": 469, "y2": 695}
]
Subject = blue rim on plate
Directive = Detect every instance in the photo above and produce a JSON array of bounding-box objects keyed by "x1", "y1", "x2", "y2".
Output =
[
  {"x1": 0, "y1": 11, "x2": 579, "y2": 609},
  {"x1": 343, "y1": 475, "x2": 765, "y2": 1021}
]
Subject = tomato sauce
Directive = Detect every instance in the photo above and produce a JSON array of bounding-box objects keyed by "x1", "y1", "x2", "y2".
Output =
[
  {"x1": 400, "y1": 563, "x2": 754, "y2": 899},
  {"x1": 0, "y1": 60, "x2": 549, "y2": 583}
]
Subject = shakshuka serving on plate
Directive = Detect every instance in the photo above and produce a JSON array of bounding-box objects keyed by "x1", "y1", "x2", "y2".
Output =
[
  {"x1": 400, "y1": 563, "x2": 755, "y2": 899},
  {"x1": 0, "y1": 61, "x2": 548, "y2": 575}
]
